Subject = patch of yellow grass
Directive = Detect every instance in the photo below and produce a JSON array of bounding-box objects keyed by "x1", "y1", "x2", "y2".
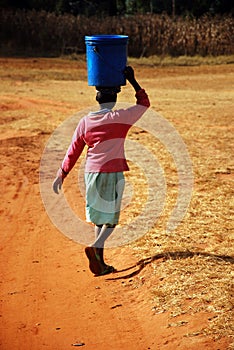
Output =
[{"x1": 126, "y1": 121, "x2": 233, "y2": 345}]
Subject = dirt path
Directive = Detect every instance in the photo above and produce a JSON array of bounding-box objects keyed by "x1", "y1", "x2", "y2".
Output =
[
  {"x1": 0, "y1": 59, "x2": 233, "y2": 350},
  {"x1": 1, "y1": 178, "x2": 229, "y2": 349}
]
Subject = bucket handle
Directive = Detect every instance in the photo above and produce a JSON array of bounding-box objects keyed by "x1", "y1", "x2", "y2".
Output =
[{"x1": 93, "y1": 46, "x2": 126, "y2": 75}]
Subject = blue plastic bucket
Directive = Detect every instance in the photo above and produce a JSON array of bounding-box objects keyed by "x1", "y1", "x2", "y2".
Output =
[{"x1": 85, "y1": 35, "x2": 128, "y2": 87}]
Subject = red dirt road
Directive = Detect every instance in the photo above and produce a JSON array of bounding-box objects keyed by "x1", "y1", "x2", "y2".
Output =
[
  {"x1": 1, "y1": 184, "x2": 229, "y2": 349},
  {"x1": 0, "y1": 58, "x2": 233, "y2": 350}
]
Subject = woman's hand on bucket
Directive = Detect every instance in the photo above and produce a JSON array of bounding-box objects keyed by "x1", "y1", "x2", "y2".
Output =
[
  {"x1": 124, "y1": 66, "x2": 142, "y2": 92},
  {"x1": 124, "y1": 66, "x2": 135, "y2": 83}
]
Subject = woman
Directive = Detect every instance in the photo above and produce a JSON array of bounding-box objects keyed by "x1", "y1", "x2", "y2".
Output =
[{"x1": 53, "y1": 66, "x2": 150, "y2": 276}]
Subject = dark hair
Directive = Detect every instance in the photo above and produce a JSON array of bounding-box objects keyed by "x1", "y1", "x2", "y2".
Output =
[{"x1": 96, "y1": 91, "x2": 117, "y2": 105}]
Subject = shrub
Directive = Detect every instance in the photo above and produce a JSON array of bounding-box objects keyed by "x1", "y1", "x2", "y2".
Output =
[{"x1": 0, "y1": 10, "x2": 233, "y2": 57}]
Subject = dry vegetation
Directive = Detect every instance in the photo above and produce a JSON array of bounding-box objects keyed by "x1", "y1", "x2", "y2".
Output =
[
  {"x1": 121, "y1": 66, "x2": 234, "y2": 346},
  {"x1": 0, "y1": 57, "x2": 233, "y2": 348},
  {"x1": 0, "y1": 10, "x2": 233, "y2": 57}
]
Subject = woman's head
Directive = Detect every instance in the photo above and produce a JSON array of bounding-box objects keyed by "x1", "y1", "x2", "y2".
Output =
[{"x1": 95, "y1": 87, "x2": 120, "y2": 109}]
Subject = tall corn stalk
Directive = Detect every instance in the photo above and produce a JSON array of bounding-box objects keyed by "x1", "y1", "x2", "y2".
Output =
[{"x1": 0, "y1": 10, "x2": 233, "y2": 57}]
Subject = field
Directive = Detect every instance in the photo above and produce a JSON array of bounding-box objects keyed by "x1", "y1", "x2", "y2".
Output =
[
  {"x1": 0, "y1": 57, "x2": 233, "y2": 350},
  {"x1": 1, "y1": 11, "x2": 233, "y2": 57}
]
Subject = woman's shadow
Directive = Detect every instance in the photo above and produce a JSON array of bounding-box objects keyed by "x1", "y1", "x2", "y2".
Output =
[{"x1": 107, "y1": 251, "x2": 234, "y2": 280}]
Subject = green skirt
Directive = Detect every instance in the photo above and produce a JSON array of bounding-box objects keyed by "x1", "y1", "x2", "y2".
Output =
[{"x1": 85, "y1": 172, "x2": 125, "y2": 225}]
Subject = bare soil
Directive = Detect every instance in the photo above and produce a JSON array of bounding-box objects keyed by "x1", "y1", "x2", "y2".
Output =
[{"x1": 0, "y1": 58, "x2": 233, "y2": 350}]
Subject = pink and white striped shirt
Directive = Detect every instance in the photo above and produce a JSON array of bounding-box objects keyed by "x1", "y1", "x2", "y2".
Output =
[{"x1": 62, "y1": 89, "x2": 150, "y2": 173}]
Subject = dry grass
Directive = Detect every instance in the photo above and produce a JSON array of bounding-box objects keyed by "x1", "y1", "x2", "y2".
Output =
[
  {"x1": 129, "y1": 54, "x2": 234, "y2": 66},
  {"x1": 123, "y1": 107, "x2": 234, "y2": 346},
  {"x1": 0, "y1": 10, "x2": 233, "y2": 57},
  {"x1": 0, "y1": 58, "x2": 233, "y2": 347}
]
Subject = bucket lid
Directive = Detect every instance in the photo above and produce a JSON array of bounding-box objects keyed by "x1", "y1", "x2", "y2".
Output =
[{"x1": 85, "y1": 34, "x2": 128, "y2": 44}]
